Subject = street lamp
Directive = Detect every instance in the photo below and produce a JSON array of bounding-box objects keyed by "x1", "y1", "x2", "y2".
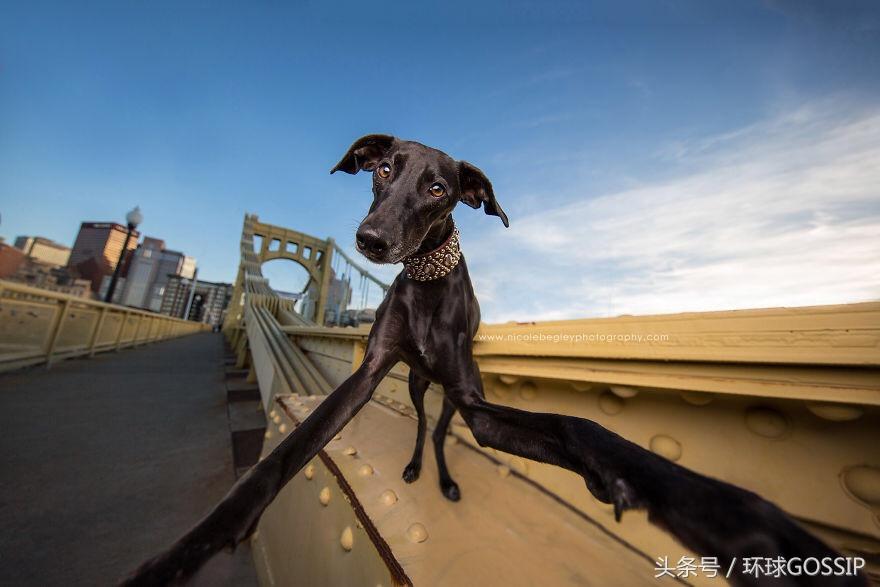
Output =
[{"x1": 104, "y1": 206, "x2": 143, "y2": 303}]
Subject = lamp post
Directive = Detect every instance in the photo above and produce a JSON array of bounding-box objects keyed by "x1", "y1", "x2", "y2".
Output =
[{"x1": 104, "y1": 206, "x2": 143, "y2": 303}]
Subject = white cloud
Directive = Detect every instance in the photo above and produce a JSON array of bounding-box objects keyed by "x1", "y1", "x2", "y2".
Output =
[{"x1": 466, "y1": 101, "x2": 880, "y2": 322}]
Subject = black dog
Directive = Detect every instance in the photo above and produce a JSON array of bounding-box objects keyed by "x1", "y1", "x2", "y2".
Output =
[
  {"x1": 342, "y1": 136, "x2": 510, "y2": 504},
  {"x1": 123, "y1": 135, "x2": 863, "y2": 586}
]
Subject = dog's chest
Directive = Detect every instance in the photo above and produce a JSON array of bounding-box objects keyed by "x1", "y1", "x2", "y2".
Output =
[
  {"x1": 390, "y1": 263, "x2": 478, "y2": 383},
  {"x1": 400, "y1": 321, "x2": 470, "y2": 384},
  {"x1": 401, "y1": 330, "x2": 442, "y2": 379}
]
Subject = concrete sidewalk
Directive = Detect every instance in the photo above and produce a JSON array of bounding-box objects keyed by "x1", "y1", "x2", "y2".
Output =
[{"x1": 0, "y1": 332, "x2": 259, "y2": 586}]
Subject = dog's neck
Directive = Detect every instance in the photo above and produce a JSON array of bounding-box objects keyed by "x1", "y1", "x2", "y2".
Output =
[
  {"x1": 414, "y1": 216, "x2": 455, "y2": 255},
  {"x1": 403, "y1": 217, "x2": 461, "y2": 282}
]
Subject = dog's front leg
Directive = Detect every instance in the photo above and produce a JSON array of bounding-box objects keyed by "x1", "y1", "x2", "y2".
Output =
[
  {"x1": 448, "y1": 388, "x2": 862, "y2": 587},
  {"x1": 402, "y1": 371, "x2": 431, "y2": 483},
  {"x1": 120, "y1": 349, "x2": 396, "y2": 586}
]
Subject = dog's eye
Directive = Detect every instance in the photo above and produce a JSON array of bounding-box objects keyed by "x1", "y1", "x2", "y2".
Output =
[
  {"x1": 429, "y1": 183, "x2": 446, "y2": 197},
  {"x1": 376, "y1": 163, "x2": 392, "y2": 179}
]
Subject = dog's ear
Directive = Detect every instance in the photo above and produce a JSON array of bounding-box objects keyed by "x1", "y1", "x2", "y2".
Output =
[
  {"x1": 457, "y1": 161, "x2": 509, "y2": 227},
  {"x1": 330, "y1": 134, "x2": 395, "y2": 174}
]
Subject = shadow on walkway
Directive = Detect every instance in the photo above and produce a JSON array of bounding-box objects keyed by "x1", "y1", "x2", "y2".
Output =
[{"x1": 0, "y1": 332, "x2": 258, "y2": 586}]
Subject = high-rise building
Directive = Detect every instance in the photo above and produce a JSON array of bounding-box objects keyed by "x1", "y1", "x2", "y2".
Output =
[
  {"x1": 97, "y1": 237, "x2": 196, "y2": 311},
  {"x1": 149, "y1": 252, "x2": 195, "y2": 311},
  {"x1": 13, "y1": 236, "x2": 71, "y2": 266},
  {"x1": 160, "y1": 276, "x2": 232, "y2": 327},
  {"x1": 67, "y1": 222, "x2": 140, "y2": 293}
]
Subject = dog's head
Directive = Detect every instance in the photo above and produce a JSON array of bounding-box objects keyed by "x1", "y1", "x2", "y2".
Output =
[{"x1": 331, "y1": 134, "x2": 508, "y2": 264}]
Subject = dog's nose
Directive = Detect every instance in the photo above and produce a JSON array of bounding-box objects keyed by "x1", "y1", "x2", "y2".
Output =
[{"x1": 356, "y1": 228, "x2": 388, "y2": 257}]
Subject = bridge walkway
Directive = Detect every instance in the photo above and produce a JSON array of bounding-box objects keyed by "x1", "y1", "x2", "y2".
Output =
[{"x1": 0, "y1": 332, "x2": 258, "y2": 586}]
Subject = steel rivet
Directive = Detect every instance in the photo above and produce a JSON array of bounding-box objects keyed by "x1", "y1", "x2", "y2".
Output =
[
  {"x1": 340, "y1": 526, "x2": 354, "y2": 551},
  {"x1": 681, "y1": 391, "x2": 713, "y2": 406},
  {"x1": 343, "y1": 446, "x2": 357, "y2": 456},
  {"x1": 319, "y1": 487, "x2": 331, "y2": 506},
  {"x1": 598, "y1": 391, "x2": 625, "y2": 415},
  {"x1": 358, "y1": 464, "x2": 374, "y2": 476},
  {"x1": 406, "y1": 523, "x2": 428, "y2": 543},
  {"x1": 745, "y1": 406, "x2": 789, "y2": 439},
  {"x1": 491, "y1": 384, "x2": 510, "y2": 400},
  {"x1": 304, "y1": 464, "x2": 315, "y2": 480},
  {"x1": 610, "y1": 385, "x2": 639, "y2": 398},
  {"x1": 649, "y1": 434, "x2": 683, "y2": 461},
  {"x1": 841, "y1": 465, "x2": 880, "y2": 507},
  {"x1": 278, "y1": 423, "x2": 287, "y2": 434},
  {"x1": 379, "y1": 489, "x2": 398, "y2": 506},
  {"x1": 519, "y1": 381, "x2": 537, "y2": 401},
  {"x1": 806, "y1": 402, "x2": 864, "y2": 422},
  {"x1": 497, "y1": 465, "x2": 511, "y2": 478}
]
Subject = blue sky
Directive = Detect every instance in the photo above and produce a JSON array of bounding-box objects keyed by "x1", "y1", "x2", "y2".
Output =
[{"x1": 1, "y1": 1, "x2": 878, "y2": 321}]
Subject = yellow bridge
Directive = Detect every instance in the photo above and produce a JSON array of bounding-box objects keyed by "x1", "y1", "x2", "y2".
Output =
[{"x1": 1, "y1": 213, "x2": 877, "y2": 586}]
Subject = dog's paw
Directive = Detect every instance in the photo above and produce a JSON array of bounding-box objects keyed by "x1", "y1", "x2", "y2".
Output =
[
  {"x1": 609, "y1": 478, "x2": 637, "y2": 522},
  {"x1": 402, "y1": 462, "x2": 421, "y2": 483},
  {"x1": 440, "y1": 480, "x2": 461, "y2": 502},
  {"x1": 581, "y1": 469, "x2": 638, "y2": 522}
]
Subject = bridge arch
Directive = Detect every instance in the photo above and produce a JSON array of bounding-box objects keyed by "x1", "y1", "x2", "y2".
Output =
[
  {"x1": 260, "y1": 258, "x2": 315, "y2": 320},
  {"x1": 252, "y1": 227, "x2": 331, "y2": 288},
  {"x1": 225, "y1": 214, "x2": 389, "y2": 330}
]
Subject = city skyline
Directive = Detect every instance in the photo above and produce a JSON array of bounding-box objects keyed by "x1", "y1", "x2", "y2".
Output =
[{"x1": 2, "y1": 1, "x2": 878, "y2": 321}]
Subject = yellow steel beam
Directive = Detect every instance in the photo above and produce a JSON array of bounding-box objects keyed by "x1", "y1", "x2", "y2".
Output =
[
  {"x1": 473, "y1": 301, "x2": 880, "y2": 366},
  {"x1": 257, "y1": 394, "x2": 660, "y2": 587}
]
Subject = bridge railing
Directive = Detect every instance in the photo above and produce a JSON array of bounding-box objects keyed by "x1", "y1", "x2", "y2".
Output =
[
  {"x1": 0, "y1": 280, "x2": 210, "y2": 373},
  {"x1": 275, "y1": 301, "x2": 880, "y2": 584}
]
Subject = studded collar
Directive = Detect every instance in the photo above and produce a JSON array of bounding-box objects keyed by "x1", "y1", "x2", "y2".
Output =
[{"x1": 402, "y1": 224, "x2": 461, "y2": 282}]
